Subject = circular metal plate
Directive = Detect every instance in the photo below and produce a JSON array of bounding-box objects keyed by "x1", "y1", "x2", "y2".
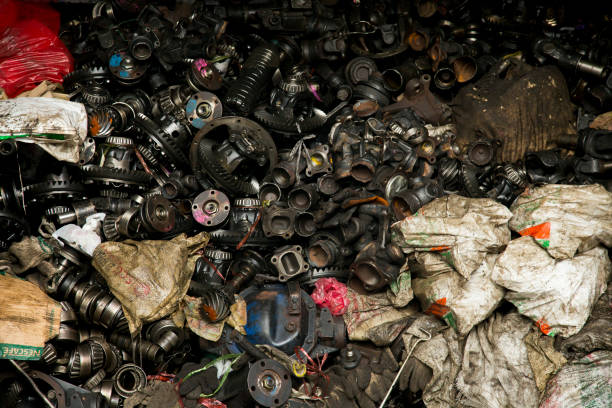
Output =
[
  {"x1": 248, "y1": 359, "x2": 292, "y2": 407},
  {"x1": 192, "y1": 189, "x2": 230, "y2": 227},
  {"x1": 185, "y1": 91, "x2": 222, "y2": 129}
]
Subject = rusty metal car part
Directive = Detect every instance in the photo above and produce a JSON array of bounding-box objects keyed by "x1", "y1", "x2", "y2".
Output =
[
  {"x1": 192, "y1": 189, "x2": 230, "y2": 227},
  {"x1": 259, "y1": 180, "x2": 283, "y2": 203},
  {"x1": 391, "y1": 179, "x2": 444, "y2": 219},
  {"x1": 270, "y1": 245, "x2": 310, "y2": 281},
  {"x1": 225, "y1": 249, "x2": 268, "y2": 295},
  {"x1": 109, "y1": 333, "x2": 164, "y2": 363},
  {"x1": 139, "y1": 195, "x2": 175, "y2": 233},
  {"x1": 466, "y1": 138, "x2": 499, "y2": 167},
  {"x1": 112, "y1": 364, "x2": 147, "y2": 398},
  {"x1": 191, "y1": 117, "x2": 278, "y2": 196},
  {"x1": 350, "y1": 241, "x2": 405, "y2": 292},
  {"x1": 383, "y1": 74, "x2": 452, "y2": 125},
  {"x1": 288, "y1": 184, "x2": 319, "y2": 211},
  {"x1": 146, "y1": 319, "x2": 184, "y2": 353},
  {"x1": 271, "y1": 160, "x2": 305, "y2": 189},
  {"x1": 307, "y1": 231, "x2": 342, "y2": 268},
  {"x1": 262, "y1": 203, "x2": 296, "y2": 239},
  {"x1": 248, "y1": 359, "x2": 292, "y2": 407},
  {"x1": 134, "y1": 113, "x2": 191, "y2": 171},
  {"x1": 108, "y1": 51, "x2": 148, "y2": 85},
  {"x1": 294, "y1": 211, "x2": 317, "y2": 238},
  {"x1": 186, "y1": 58, "x2": 223, "y2": 91},
  {"x1": 185, "y1": 91, "x2": 222, "y2": 129}
]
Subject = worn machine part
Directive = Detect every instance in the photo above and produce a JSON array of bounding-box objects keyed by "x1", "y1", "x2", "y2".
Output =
[
  {"x1": 298, "y1": 266, "x2": 347, "y2": 287},
  {"x1": 153, "y1": 85, "x2": 191, "y2": 120},
  {"x1": 453, "y1": 60, "x2": 575, "y2": 162},
  {"x1": 466, "y1": 138, "x2": 498, "y2": 167},
  {"x1": 28, "y1": 370, "x2": 108, "y2": 408},
  {"x1": 134, "y1": 113, "x2": 191, "y2": 170},
  {"x1": 146, "y1": 319, "x2": 185, "y2": 352},
  {"x1": 383, "y1": 74, "x2": 452, "y2": 125},
  {"x1": 288, "y1": 184, "x2": 319, "y2": 211},
  {"x1": 81, "y1": 165, "x2": 152, "y2": 189},
  {"x1": 224, "y1": 43, "x2": 281, "y2": 116},
  {"x1": 271, "y1": 160, "x2": 303, "y2": 189},
  {"x1": 190, "y1": 117, "x2": 278, "y2": 196},
  {"x1": 351, "y1": 241, "x2": 404, "y2": 291},
  {"x1": 109, "y1": 333, "x2": 164, "y2": 363},
  {"x1": 437, "y1": 157, "x2": 464, "y2": 190},
  {"x1": 262, "y1": 204, "x2": 296, "y2": 239},
  {"x1": 108, "y1": 51, "x2": 148, "y2": 85},
  {"x1": 192, "y1": 189, "x2": 230, "y2": 227},
  {"x1": 294, "y1": 211, "x2": 317, "y2": 238},
  {"x1": 112, "y1": 364, "x2": 147, "y2": 398},
  {"x1": 259, "y1": 180, "x2": 283, "y2": 203},
  {"x1": 248, "y1": 359, "x2": 292, "y2": 407},
  {"x1": 185, "y1": 91, "x2": 222, "y2": 129},
  {"x1": 186, "y1": 58, "x2": 223, "y2": 91},
  {"x1": 225, "y1": 249, "x2": 268, "y2": 295},
  {"x1": 270, "y1": 245, "x2": 310, "y2": 281},
  {"x1": 193, "y1": 248, "x2": 233, "y2": 284},
  {"x1": 304, "y1": 144, "x2": 333, "y2": 177},
  {"x1": 0, "y1": 211, "x2": 29, "y2": 251},
  {"x1": 317, "y1": 174, "x2": 340, "y2": 196},
  {"x1": 139, "y1": 195, "x2": 175, "y2": 233},
  {"x1": 307, "y1": 232, "x2": 342, "y2": 268},
  {"x1": 391, "y1": 181, "x2": 444, "y2": 219}
]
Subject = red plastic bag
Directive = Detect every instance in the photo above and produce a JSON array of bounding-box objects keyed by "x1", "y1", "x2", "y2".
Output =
[
  {"x1": 311, "y1": 278, "x2": 349, "y2": 316},
  {"x1": 0, "y1": 1, "x2": 72, "y2": 97}
]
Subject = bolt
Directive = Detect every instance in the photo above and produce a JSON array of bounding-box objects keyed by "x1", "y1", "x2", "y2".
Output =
[
  {"x1": 285, "y1": 321, "x2": 296, "y2": 331},
  {"x1": 262, "y1": 375, "x2": 276, "y2": 390},
  {"x1": 47, "y1": 390, "x2": 56, "y2": 400},
  {"x1": 204, "y1": 201, "x2": 219, "y2": 214}
]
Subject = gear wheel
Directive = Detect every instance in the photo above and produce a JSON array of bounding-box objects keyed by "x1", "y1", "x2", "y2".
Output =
[
  {"x1": 299, "y1": 266, "x2": 346, "y2": 286},
  {"x1": 190, "y1": 117, "x2": 277, "y2": 196},
  {"x1": 24, "y1": 180, "x2": 87, "y2": 204},
  {"x1": 88, "y1": 108, "x2": 114, "y2": 138},
  {"x1": 81, "y1": 85, "x2": 112, "y2": 107},
  {"x1": 82, "y1": 165, "x2": 153, "y2": 188},
  {"x1": 63, "y1": 66, "x2": 111, "y2": 92},
  {"x1": 134, "y1": 113, "x2": 190, "y2": 169},
  {"x1": 209, "y1": 228, "x2": 279, "y2": 247},
  {"x1": 461, "y1": 163, "x2": 484, "y2": 197},
  {"x1": 254, "y1": 106, "x2": 326, "y2": 134},
  {"x1": 99, "y1": 189, "x2": 129, "y2": 199},
  {"x1": 0, "y1": 212, "x2": 28, "y2": 251},
  {"x1": 102, "y1": 215, "x2": 120, "y2": 241},
  {"x1": 44, "y1": 206, "x2": 72, "y2": 216}
]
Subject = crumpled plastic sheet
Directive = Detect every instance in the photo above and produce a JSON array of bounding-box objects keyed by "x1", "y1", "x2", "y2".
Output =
[
  {"x1": 454, "y1": 313, "x2": 539, "y2": 408},
  {"x1": 539, "y1": 351, "x2": 612, "y2": 408},
  {"x1": 92, "y1": 232, "x2": 209, "y2": 335},
  {"x1": 509, "y1": 184, "x2": 612, "y2": 260},
  {"x1": 524, "y1": 328, "x2": 567, "y2": 392},
  {"x1": 412, "y1": 253, "x2": 505, "y2": 335},
  {"x1": 343, "y1": 287, "x2": 420, "y2": 346},
  {"x1": 311, "y1": 277, "x2": 348, "y2": 316},
  {"x1": 391, "y1": 194, "x2": 512, "y2": 279},
  {"x1": 0, "y1": 98, "x2": 87, "y2": 163},
  {"x1": 491, "y1": 236, "x2": 610, "y2": 337}
]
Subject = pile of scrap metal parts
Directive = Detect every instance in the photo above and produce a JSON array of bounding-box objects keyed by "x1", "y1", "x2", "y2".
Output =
[{"x1": 1, "y1": 1, "x2": 611, "y2": 408}]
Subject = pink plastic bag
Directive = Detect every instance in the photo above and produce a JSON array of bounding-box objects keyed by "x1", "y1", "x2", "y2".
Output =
[
  {"x1": 0, "y1": 1, "x2": 72, "y2": 97},
  {"x1": 311, "y1": 278, "x2": 348, "y2": 316}
]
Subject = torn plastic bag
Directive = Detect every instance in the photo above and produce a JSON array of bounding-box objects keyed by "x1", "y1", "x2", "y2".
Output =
[
  {"x1": 491, "y1": 236, "x2": 611, "y2": 337},
  {"x1": 0, "y1": 98, "x2": 87, "y2": 163},
  {"x1": 454, "y1": 313, "x2": 539, "y2": 408},
  {"x1": 343, "y1": 287, "x2": 419, "y2": 346},
  {"x1": 391, "y1": 194, "x2": 512, "y2": 279},
  {"x1": 410, "y1": 323, "x2": 461, "y2": 408},
  {"x1": 540, "y1": 351, "x2": 612, "y2": 408},
  {"x1": 509, "y1": 184, "x2": 612, "y2": 259},
  {"x1": 411, "y1": 253, "x2": 505, "y2": 335},
  {"x1": 92, "y1": 232, "x2": 209, "y2": 335},
  {"x1": 524, "y1": 328, "x2": 567, "y2": 392},
  {"x1": 559, "y1": 283, "x2": 612, "y2": 358},
  {"x1": 0, "y1": 273, "x2": 61, "y2": 360},
  {"x1": 0, "y1": 16, "x2": 72, "y2": 97}
]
